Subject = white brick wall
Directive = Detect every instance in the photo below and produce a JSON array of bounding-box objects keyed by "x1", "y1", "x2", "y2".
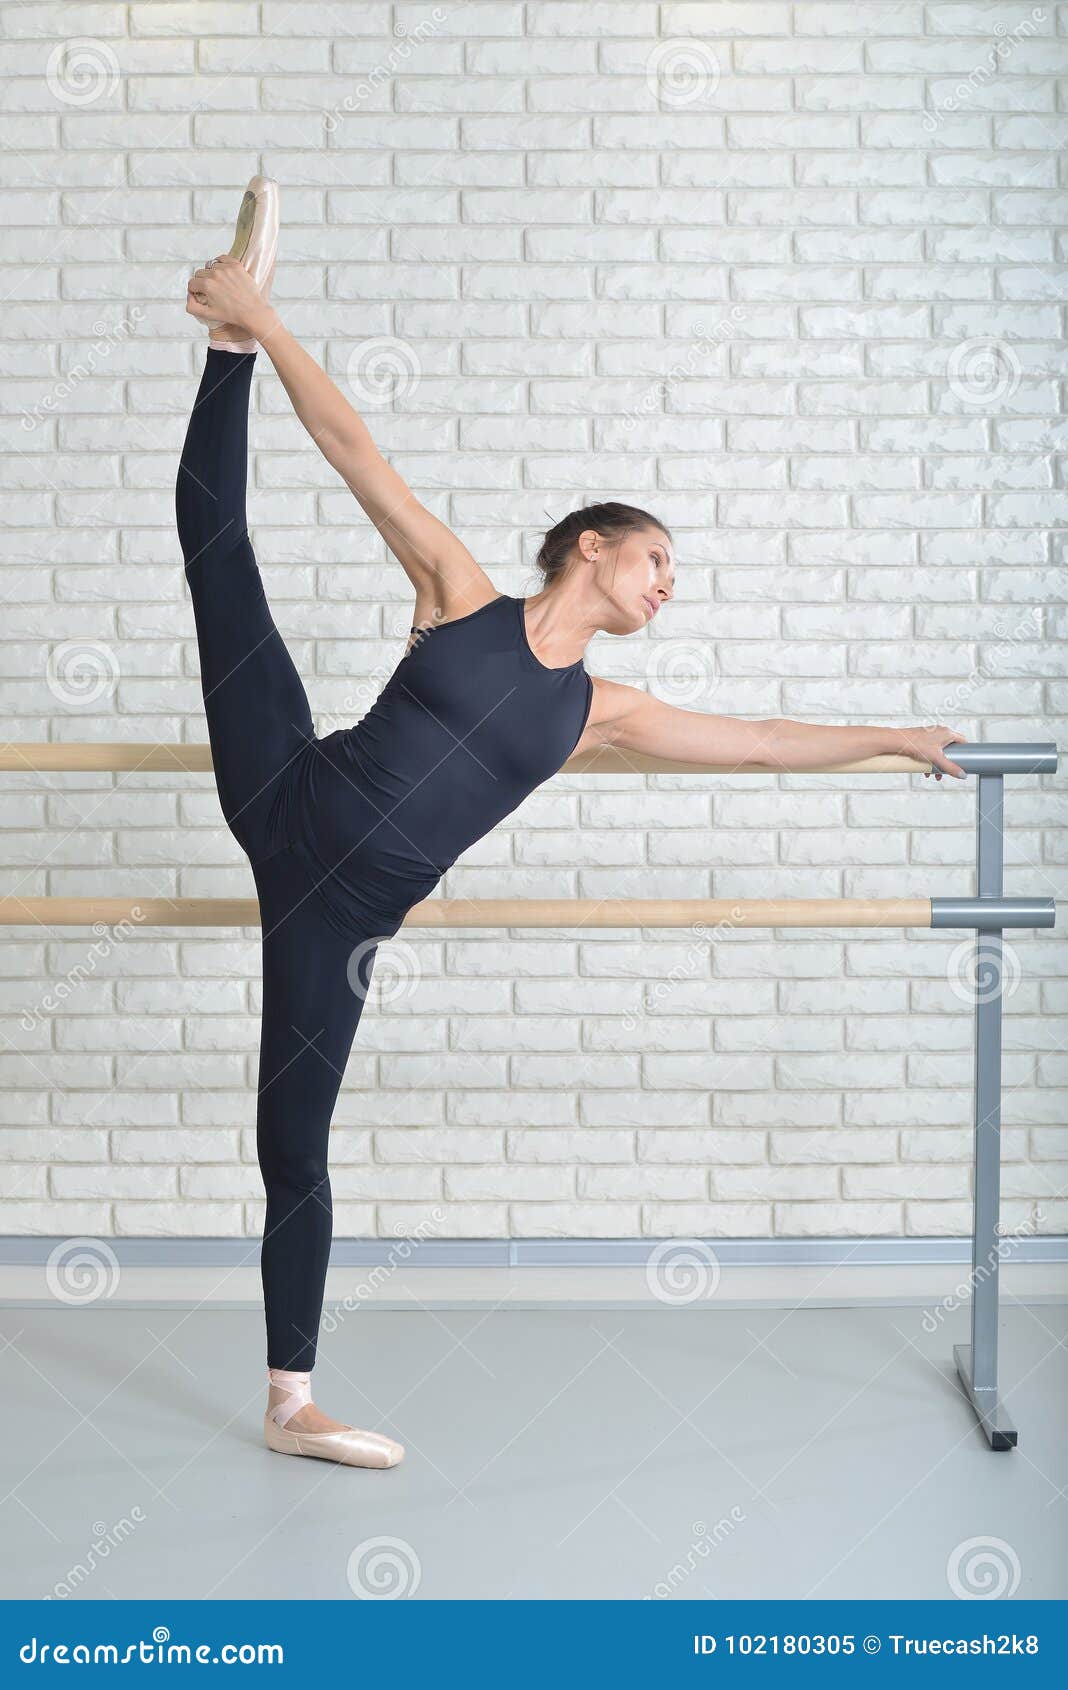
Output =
[{"x1": 0, "y1": 0, "x2": 1065, "y2": 1243}]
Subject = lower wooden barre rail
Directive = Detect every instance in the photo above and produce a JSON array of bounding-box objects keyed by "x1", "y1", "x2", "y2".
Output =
[{"x1": 0, "y1": 896, "x2": 933, "y2": 928}]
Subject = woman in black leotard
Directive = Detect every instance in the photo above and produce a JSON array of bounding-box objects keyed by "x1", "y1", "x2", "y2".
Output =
[{"x1": 183, "y1": 221, "x2": 966, "y2": 1471}]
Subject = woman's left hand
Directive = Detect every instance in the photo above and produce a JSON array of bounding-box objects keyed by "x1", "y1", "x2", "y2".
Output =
[
  {"x1": 897, "y1": 725, "x2": 969, "y2": 780},
  {"x1": 186, "y1": 254, "x2": 273, "y2": 336}
]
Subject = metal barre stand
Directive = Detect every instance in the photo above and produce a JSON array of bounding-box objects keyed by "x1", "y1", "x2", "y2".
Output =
[
  {"x1": 930, "y1": 743, "x2": 1059, "y2": 1449},
  {"x1": 0, "y1": 740, "x2": 1058, "y2": 1450}
]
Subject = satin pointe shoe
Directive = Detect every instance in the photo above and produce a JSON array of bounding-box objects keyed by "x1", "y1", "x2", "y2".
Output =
[
  {"x1": 263, "y1": 1370, "x2": 405, "y2": 1470},
  {"x1": 208, "y1": 174, "x2": 280, "y2": 353}
]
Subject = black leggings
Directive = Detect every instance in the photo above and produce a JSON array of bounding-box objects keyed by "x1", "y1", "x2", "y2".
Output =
[{"x1": 176, "y1": 350, "x2": 377, "y2": 1372}]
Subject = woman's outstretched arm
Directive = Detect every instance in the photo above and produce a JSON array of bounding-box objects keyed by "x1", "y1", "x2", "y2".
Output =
[
  {"x1": 581, "y1": 679, "x2": 968, "y2": 779},
  {"x1": 185, "y1": 256, "x2": 495, "y2": 619}
]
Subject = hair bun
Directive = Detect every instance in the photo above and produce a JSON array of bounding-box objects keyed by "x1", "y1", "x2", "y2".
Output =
[{"x1": 536, "y1": 502, "x2": 670, "y2": 584}]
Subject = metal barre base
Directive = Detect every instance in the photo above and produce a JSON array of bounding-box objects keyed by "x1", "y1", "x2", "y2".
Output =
[{"x1": 953, "y1": 1342, "x2": 1018, "y2": 1451}]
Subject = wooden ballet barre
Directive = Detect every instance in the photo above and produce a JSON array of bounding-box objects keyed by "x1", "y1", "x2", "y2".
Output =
[
  {"x1": 0, "y1": 896, "x2": 1056, "y2": 930},
  {"x1": 0, "y1": 740, "x2": 1058, "y2": 778},
  {"x1": 0, "y1": 742, "x2": 213, "y2": 774},
  {"x1": 0, "y1": 741, "x2": 930, "y2": 776}
]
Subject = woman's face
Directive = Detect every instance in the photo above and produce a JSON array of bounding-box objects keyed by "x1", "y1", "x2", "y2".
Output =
[{"x1": 584, "y1": 525, "x2": 677, "y2": 634}]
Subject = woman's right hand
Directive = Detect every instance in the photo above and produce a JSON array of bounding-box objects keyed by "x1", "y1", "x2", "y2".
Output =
[
  {"x1": 895, "y1": 725, "x2": 968, "y2": 780},
  {"x1": 186, "y1": 255, "x2": 277, "y2": 339}
]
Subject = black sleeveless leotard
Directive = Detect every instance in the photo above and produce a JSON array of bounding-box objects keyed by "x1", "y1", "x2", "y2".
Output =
[{"x1": 285, "y1": 592, "x2": 594, "y2": 939}]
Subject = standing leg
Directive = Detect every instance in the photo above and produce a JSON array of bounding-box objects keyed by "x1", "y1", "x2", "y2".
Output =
[
  {"x1": 253, "y1": 855, "x2": 369, "y2": 1372},
  {"x1": 176, "y1": 348, "x2": 313, "y2": 860},
  {"x1": 253, "y1": 852, "x2": 405, "y2": 1468}
]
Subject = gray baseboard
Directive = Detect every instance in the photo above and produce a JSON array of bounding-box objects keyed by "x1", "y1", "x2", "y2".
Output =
[{"x1": 2, "y1": 1234, "x2": 1066, "y2": 1266}]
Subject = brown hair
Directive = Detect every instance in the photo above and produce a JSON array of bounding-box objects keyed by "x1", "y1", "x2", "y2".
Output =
[{"x1": 534, "y1": 502, "x2": 671, "y2": 585}]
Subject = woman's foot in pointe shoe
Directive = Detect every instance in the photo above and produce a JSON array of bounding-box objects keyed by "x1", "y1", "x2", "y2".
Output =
[
  {"x1": 263, "y1": 1369, "x2": 404, "y2": 1470},
  {"x1": 187, "y1": 175, "x2": 279, "y2": 354}
]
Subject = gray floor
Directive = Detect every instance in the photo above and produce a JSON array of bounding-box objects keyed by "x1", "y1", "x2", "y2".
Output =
[{"x1": 1, "y1": 1301, "x2": 1064, "y2": 1600}]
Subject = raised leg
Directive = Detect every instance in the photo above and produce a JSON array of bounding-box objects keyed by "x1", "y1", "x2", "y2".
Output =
[{"x1": 176, "y1": 348, "x2": 314, "y2": 861}]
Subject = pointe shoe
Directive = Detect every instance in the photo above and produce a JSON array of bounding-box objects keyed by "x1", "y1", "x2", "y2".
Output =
[
  {"x1": 208, "y1": 174, "x2": 280, "y2": 354},
  {"x1": 263, "y1": 1370, "x2": 404, "y2": 1470}
]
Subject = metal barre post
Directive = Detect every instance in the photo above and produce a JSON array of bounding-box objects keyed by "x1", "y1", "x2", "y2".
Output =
[{"x1": 955, "y1": 768, "x2": 1015, "y2": 1449}]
